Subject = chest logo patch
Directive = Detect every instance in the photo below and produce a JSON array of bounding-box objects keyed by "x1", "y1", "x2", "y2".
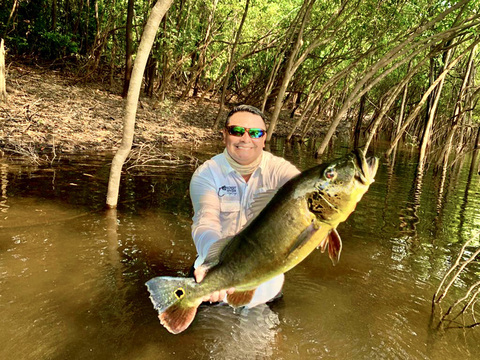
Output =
[{"x1": 218, "y1": 185, "x2": 238, "y2": 197}]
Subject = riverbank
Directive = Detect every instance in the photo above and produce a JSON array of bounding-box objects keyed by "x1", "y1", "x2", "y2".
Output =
[{"x1": 0, "y1": 64, "x2": 302, "y2": 163}]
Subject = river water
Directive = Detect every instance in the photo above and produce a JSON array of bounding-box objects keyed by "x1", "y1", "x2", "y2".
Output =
[{"x1": 1, "y1": 139, "x2": 479, "y2": 360}]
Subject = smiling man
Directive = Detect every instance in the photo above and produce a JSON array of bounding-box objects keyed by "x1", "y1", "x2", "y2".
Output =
[{"x1": 189, "y1": 104, "x2": 300, "y2": 307}]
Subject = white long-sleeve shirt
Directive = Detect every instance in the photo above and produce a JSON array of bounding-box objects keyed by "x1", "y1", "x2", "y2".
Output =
[{"x1": 189, "y1": 150, "x2": 300, "y2": 307}]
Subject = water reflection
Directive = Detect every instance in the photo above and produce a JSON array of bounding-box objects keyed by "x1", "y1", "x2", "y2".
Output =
[
  {"x1": 1, "y1": 143, "x2": 480, "y2": 359},
  {"x1": 1, "y1": 163, "x2": 9, "y2": 213},
  {"x1": 192, "y1": 304, "x2": 280, "y2": 360}
]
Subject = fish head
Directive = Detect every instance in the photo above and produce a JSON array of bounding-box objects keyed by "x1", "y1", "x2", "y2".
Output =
[{"x1": 303, "y1": 149, "x2": 378, "y2": 225}]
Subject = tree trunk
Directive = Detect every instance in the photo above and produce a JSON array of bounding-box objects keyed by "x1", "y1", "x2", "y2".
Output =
[
  {"x1": 267, "y1": 0, "x2": 346, "y2": 142},
  {"x1": 3, "y1": 0, "x2": 19, "y2": 39},
  {"x1": 0, "y1": 39, "x2": 6, "y2": 104},
  {"x1": 106, "y1": 0, "x2": 174, "y2": 208},
  {"x1": 109, "y1": 30, "x2": 116, "y2": 88},
  {"x1": 286, "y1": 76, "x2": 319, "y2": 141},
  {"x1": 85, "y1": 0, "x2": 90, "y2": 53},
  {"x1": 213, "y1": 0, "x2": 250, "y2": 128},
  {"x1": 475, "y1": 127, "x2": 480, "y2": 150},
  {"x1": 180, "y1": 0, "x2": 218, "y2": 99},
  {"x1": 417, "y1": 48, "x2": 452, "y2": 174},
  {"x1": 436, "y1": 43, "x2": 477, "y2": 167},
  {"x1": 353, "y1": 92, "x2": 366, "y2": 148},
  {"x1": 122, "y1": 0, "x2": 135, "y2": 98},
  {"x1": 392, "y1": 67, "x2": 410, "y2": 153},
  {"x1": 51, "y1": 0, "x2": 57, "y2": 30},
  {"x1": 364, "y1": 59, "x2": 426, "y2": 151},
  {"x1": 386, "y1": 37, "x2": 480, "y2": 157}
]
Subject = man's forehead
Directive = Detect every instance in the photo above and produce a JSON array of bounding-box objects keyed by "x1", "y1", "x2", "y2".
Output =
[{"x1": 229, "y1": 111, "x2": 265, "y2": 127}]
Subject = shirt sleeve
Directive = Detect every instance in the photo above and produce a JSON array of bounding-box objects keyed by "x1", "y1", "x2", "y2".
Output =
[
  {"x1": 189, "y1": 167, "x2": 223, "y2": 267},
  {"x1": 272, "y1": 157, "x2": 301, "y2": 187}
]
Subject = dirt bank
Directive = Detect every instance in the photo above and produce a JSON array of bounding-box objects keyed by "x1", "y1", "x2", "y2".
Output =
[{"x1": 1, "y1": 64, "x2": 301, "y2": 163}]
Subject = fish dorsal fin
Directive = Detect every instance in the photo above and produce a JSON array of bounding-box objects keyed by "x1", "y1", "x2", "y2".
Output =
[
  {"x1": 200, "y1": 236, "x2": 233, "y2": 272},
  {"x1": 317, "y1": 228, "x2": 343, "y2": 265},
  {"x1": 249, "y1": 189, "x2": 278, "y2": 220}
]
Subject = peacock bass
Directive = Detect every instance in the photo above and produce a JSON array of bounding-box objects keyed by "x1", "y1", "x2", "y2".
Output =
[{"x1": 146, "y1": 149, "x2": 378, "y2": 334}]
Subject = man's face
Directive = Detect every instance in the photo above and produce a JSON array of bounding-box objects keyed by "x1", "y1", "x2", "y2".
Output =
[{"x1": 223, "y1": 111, "x2": 267, "y2": 165}]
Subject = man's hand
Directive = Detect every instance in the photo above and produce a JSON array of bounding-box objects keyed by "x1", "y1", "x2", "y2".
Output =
[{"x1": 194, "y1": 267, "x2": 235, "y2": 303}]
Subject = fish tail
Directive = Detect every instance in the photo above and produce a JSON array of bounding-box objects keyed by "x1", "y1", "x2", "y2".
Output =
[{"x1": 145, "y1": 276, "x2": 200, "y2": 334}]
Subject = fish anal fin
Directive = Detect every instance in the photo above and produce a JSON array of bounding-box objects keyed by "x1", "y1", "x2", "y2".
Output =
[
  {"x1": 327, "y1": 228, "x2": 342, "y2": 266},
  {"x1": 159, "y1": 301, "x2": 199, "y2": 334},
  {"x1": 226, "y1": 289, "x2": 256, "y2": 307}
]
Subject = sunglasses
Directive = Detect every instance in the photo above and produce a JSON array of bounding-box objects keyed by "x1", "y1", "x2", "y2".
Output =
[{"x1": 226, "y1": 125, "x2": 266, "y2": 139}]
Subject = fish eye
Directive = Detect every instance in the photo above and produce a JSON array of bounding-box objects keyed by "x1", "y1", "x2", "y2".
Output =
[{"x1": 325, "y1": 168, "x2": 336, "y2": 180}]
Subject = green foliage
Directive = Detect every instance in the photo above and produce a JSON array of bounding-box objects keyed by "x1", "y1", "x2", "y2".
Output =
[
  {"x1": 1, "y1": 0, "x2": 479, "y2": 136},
  {"x1": 38, "y1": 31, "x2": 79, "y2": 59}
]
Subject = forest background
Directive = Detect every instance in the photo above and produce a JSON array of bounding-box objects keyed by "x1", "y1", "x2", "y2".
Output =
[{"x1": 0, "y1": 0, "x2": 480, "y2": 170}]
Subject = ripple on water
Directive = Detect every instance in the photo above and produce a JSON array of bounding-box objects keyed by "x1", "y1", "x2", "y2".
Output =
[{"x1": 189, "y1": 303, "x2": 280, "y2": 360}]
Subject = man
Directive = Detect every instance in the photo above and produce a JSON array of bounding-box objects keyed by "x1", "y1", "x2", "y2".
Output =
[{"x1": 189, "y1": 104, "x2": 301, "y2": 307}]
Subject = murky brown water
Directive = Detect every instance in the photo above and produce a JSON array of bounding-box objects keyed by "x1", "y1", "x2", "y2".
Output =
[{"x1": 1, "y1": 141, "x2": 479, "y2": 359}]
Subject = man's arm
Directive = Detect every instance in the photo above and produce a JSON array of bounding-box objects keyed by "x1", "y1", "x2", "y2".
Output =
[
  {"x1": 190, "y1": 171, "x2": 223, "y2": 264},
  {"x1": 190, "y1": 169, "x2": 235, "y2": 302}
]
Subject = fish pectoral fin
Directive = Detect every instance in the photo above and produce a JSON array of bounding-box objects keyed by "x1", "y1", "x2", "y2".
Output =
[
  {"x1": 226, "y1": 289, "x2": 256, "y2": 307},
  {"x1": 327, "y1": 228, "x2": 342, "y2": 266},
  {"x1": 318, "y1": 235, "x2": 329, "y2": 253},
  {"x1": 287, "y1": 222, "x2": 320, "y2": 255}
]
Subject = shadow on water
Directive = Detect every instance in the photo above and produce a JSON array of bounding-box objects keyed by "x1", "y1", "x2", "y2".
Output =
[{"x1": 1, "y1": 141, "x2": 480, "y2": 359}]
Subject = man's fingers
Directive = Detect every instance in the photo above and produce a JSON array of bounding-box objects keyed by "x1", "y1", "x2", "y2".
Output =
[
  {"x1": 194, "y1": 268, "x2": 206, "y2": 283},
  {"x1": 200, "y1": 287, "x2": 236, "y2": 303}
]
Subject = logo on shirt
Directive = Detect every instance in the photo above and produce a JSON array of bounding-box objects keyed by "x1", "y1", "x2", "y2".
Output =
[{"x1": 218, "y1": 185, "x2": 237, "y2": 197}]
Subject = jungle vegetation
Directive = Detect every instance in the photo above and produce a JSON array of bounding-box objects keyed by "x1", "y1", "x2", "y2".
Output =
[{"x1": 1, "y1": 0, "x2": 479, "y2": 162}]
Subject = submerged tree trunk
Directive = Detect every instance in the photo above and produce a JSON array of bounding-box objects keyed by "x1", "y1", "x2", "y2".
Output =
[
  {"x1": 391, "y1": 69, "x2": 410, "y2": 156},
  {"x1": 417, "y1": 48, "x2": 452, "y2": 174},
  {"x1": 437, "y1": 44, "x2": 477, "y2": 168},
  {"x1": 353, "y1": 92, "x2": 366, "y2": 148},
  {"x1": 106, "y1": 0, "x2": 173, "y2": 208}
]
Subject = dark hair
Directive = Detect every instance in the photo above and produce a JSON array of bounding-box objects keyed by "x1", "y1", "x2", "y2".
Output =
[{"x1": 225, "y1": 104, "x2": 267, "y2": 127}]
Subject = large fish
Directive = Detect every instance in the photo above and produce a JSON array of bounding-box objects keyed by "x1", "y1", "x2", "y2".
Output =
[{"x1": 146, "y1": 149, "x2": 378, "y2": 334}]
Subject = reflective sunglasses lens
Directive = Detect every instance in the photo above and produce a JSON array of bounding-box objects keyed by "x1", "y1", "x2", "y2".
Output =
[
  {"x1": 248, "y1": 129, "x2": 265, "y2": 138},
  {"x1": 228, "y1": 126, "x2": 246, "y2": 137}
]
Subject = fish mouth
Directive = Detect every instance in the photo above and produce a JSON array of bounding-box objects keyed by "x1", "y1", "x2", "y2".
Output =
[{"x1": 353, "y1": 149, "x2": 378, "y2": 185}]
